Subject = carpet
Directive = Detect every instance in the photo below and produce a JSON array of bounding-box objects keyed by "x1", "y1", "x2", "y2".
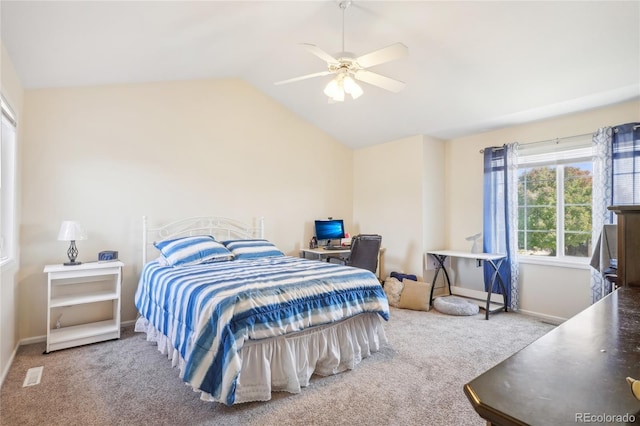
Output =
[{"x1": 0, "y1": 307, "x2": 554, "y2": 425}]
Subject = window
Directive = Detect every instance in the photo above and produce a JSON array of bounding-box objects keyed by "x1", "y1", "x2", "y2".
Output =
[
  {"x1": 612, "y1": 125, "x2": 640, "y2": 205},
  {"x1": 1, "y1": 95, "x2": 17, "y2": 264},
  {"x1": 517, "y1": 143, "x2": 593, "y2": 261}
]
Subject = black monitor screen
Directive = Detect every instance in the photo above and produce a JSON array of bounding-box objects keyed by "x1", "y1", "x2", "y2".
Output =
[{"x1": 314, "y1": 219, "x2": 345, "y2": 241}]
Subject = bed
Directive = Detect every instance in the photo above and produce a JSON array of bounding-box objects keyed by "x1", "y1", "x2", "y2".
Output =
[{"x1": 134, "y1": 216, "x2": 390, "y2": 405}]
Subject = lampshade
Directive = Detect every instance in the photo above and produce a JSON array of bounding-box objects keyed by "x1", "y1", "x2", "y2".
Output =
[
  {"x1": 324, "y1": 73, "x2": 363, "y2": 102},
  {"x1": 323, "y1": 78, "x2": 343, "y2": 101},
  {"x1": 343, "y1": 76, "x2": 363, "y2": 99},
  {"x1": 57, "y1": 221, "x2": 87, "y2": 241}
]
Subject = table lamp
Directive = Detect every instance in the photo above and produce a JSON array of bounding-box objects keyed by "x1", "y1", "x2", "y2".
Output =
[{"x1": 57, "y1": 221, "x2": 87, "y2": 265}]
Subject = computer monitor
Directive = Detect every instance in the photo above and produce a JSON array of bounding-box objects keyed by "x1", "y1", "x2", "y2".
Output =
[{"x1": 314, "y1": 219, "x2": 345, "y2": 243}]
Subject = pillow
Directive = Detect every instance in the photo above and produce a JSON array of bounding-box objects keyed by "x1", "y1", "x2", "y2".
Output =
[
  {"x1": 223, "y1": 239, "x2": 285, "y2": 259},
  {"x1": 383, "y1": 277, "x2": 404, "y2": 307},
  {"x1": 155, "y1": 256, "x2": 170, "y2": 267},
  {"x1": 154, "y1": 235, "x2": 233, "y2": 267},
  {"x1": 398, "y1": 279, "x2": 432, "y2": 311}
]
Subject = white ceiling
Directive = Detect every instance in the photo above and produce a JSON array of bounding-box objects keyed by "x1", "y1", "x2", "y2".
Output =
[{"x1": 2, "y1": 1, "x2": 639, "y2": 148}]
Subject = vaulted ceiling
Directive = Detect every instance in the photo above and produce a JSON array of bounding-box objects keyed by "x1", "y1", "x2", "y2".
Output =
[{"x1": 2, "y1": 1, "x2": 639, "y2": 148}]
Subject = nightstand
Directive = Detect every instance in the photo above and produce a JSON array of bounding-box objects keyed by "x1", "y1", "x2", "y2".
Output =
[{"x1": 44, "y1": 261, "x2": 123, "y2": 353}]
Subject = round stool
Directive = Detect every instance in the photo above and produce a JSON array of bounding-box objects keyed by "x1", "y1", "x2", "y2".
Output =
[{"x1": 433, "y1": 295, "x2": 480, "y2": 316}]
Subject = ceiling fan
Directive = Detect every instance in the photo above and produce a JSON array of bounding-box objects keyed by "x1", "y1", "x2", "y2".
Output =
[{"x1": 274, "y1": 1, "x2": 408, "y2": 102}]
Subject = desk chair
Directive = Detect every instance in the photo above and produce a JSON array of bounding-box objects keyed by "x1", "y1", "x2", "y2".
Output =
[
  {"x1": 590, "y1": 224, "x2": 618, "y2": 296},
  {"x1": 328, "y1": 234, "x2": 382, "y2": 274},
  {"x1": 604, "y1": 259, "x2": 618, "y2": 291}
]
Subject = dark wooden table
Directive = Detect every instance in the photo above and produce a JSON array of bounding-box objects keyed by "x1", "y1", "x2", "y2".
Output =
[{"x1": 464, "y1": 287, "x2": 640, "y2": 425}]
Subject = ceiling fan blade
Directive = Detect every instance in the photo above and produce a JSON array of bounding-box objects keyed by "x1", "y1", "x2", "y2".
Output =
[
  {"x1": 274, "y1": 71, "x2": 333, "y2": 86},
  {"x1": 355, "y1": 42, "x2": 408, "y2": 68},
  {"x1": 354, "y1": 70, "x2": 406, "y2": 93},
  {"x1": 301, "y1": 43, "x2": 340, "y2": 65}
]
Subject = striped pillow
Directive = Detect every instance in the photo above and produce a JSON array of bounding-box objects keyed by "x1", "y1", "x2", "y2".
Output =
[
  {"x1": 223, "y1": 239, "x2": 284, "y2": 259},
  {"x1": 154, "y1": 235, "x2": 233, "y2": 267}
]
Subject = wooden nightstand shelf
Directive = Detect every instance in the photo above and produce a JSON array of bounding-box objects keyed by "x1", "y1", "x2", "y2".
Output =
[{"x1": 44, "y1": 261, "x2": 123, "y2": 353}]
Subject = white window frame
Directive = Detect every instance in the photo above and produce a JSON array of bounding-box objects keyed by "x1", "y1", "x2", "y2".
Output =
[
  {"x1": 1, "y1": 94, "x2": 17, "y2": 268},
  {"x1": 517, "y1": 146, "x2": 593, "y2": 269}
]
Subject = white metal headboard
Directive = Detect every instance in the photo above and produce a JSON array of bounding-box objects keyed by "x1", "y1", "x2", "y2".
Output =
[{"x1": 142, "y1": 216, "x2": 264, "y2": 264}]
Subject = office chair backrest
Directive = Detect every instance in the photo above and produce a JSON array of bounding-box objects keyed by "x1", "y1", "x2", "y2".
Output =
[{"x1": 348, "y1": 234, "x2": 382, "y2": 274}]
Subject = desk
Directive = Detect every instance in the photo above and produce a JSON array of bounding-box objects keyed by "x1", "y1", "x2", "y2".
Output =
[
  {"x1": 464, "y1": 287, "x2": 640, "y2": 426},
  {"x1": 300, "y1": 247, "x2": 386, "y2": 280},
  {"x1": 425, "y1": 250, "x2": 507, "y2": 320},
  {"x1": 300, "y1": 246, "x2": 351, "y2": 260}
]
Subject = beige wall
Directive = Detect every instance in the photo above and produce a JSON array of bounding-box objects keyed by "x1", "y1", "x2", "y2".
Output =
[
  {"x1": 1, "y1": 40, "x2": 24, "y2": 384},
  {"x1": 18, "y1": 79, "x2": 354, "y2": 340},
  {"x1": 446, "y1": 100, "x2": 640, "y2": 322},
  {"x1": 353, "y1": 134, "x2": 446, "y2": 281}
]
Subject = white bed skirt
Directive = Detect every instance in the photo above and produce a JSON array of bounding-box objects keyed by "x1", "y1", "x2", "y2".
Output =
[{"x1": 134, "y1": 312, "x2": 387, "y2": 404}]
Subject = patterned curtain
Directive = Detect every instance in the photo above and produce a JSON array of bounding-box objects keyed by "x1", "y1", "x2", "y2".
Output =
[
  {"x1": 590, "y1": 127, "x2": 613, "y2": 303},
  {"x1": 482, "y1": 143, "x2": 519, "y2": 310},
  {"x1": 590, "y1": 123, "x2": 639, "y2": 303}
]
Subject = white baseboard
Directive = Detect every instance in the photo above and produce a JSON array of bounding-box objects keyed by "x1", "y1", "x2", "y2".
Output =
[
  {"x1": 517, "y1": 308, "x2": 566, "y2": 325},
  {"x1": 0, "y1": 343, "x2": 19, "y2": 388},
  {"x1": 19, "y1": 335, "x2": 46, "y2": 346}
]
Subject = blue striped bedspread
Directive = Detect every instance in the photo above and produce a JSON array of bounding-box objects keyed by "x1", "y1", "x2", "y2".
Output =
[{"x1": 134, "y1": 255, "x2": 389, "y2": 405}]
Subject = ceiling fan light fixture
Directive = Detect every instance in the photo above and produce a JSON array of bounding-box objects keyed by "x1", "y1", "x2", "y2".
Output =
[
  {"x1": 343, "y1": 75, "x2": 363, "y2": 99},
  {"x1": 323, "y1": 73, "x2": 361, "y2": 102},
  {"x1": 324, "y1": 77, "x2": 343, "y2": 100}
]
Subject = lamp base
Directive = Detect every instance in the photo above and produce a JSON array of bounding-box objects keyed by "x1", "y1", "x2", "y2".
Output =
[{"x1": 65, "y1": 240, "x2": 80, "y2": 266}]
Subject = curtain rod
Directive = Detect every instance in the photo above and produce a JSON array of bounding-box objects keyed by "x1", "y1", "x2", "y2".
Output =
[
  {"x1": 617, "y1": 124, "x2": 640, "y2": 131},
  {"x1": 479, "y1": 131, "x2": 593, "y2": 154}
]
